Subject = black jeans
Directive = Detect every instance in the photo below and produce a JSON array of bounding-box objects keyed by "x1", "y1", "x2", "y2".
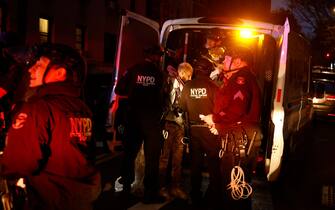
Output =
[
  {"x1": 189, "y1": 126, "x2": 222, "y2": 208},
  {"x1": 121, "y1": 114, "x2": 163, "y2": 196}
]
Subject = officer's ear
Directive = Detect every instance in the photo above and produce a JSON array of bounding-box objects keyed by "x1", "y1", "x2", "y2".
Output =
[
  {"x1": 56, "y1": 67, "x2": 67, "y2": 80},
  {"x1": 44, "y1": 67, "x2": 67, "y2": 84}
]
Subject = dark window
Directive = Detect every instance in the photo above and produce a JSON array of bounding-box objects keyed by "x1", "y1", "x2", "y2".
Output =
[
  {"x1": 146, "y1": 0, "x2": 160, "y2": 20},
  {"x1": 105, "y1": 0, "x2": 117, "y2": 10},
  {"x1": 0, "y1": 4, "x2": 8, "y2": 32},
  {"x1": 312, "y1": 80, "x2": 335, "y2": 98},
  {"x1": 325, "y1": 82, "x2": 335, "y2": 94},
  {"x1": 75, "y1": 26, "x2": 85, "y2": 54},
  {"x1": 130, "y1": 0, "x2": 136, "y2": 11},
  {"x1": 104, "y1": 33, "x2": 117, "y2": 63},
  {"x1": 313, "y1": 82, "x2": 325, "y2": 98},
  {"x1": 0, "y1": 7, "x2": 3, "y2": 32}
]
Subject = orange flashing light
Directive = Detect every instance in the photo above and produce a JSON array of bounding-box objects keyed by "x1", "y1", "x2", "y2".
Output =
[{"x1": 239, "y1": 28, "x2": 254, "y2": 38}]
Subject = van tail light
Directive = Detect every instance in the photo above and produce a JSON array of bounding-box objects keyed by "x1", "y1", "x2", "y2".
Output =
[{"x1": 326, "y1": 95, "x2": 335, "y2": 100}]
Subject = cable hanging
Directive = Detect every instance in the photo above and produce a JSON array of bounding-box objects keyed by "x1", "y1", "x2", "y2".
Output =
[{"x1": 227, "y1": 166, "x2": 253, "y2": 200}]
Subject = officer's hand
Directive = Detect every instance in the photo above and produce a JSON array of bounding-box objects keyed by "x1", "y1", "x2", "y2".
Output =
[
  {"x1": 209, "y1": 68, "x2": 220, "y2": 80},
  {"x1": 216, "y1": 64, "x2": 224, "y2": 71},
  {"x1": 209, "y1": 124, "x2": 219, "y2": 135},
  {"x1": 199, "y1": 114, "x2": 214, "y2": 126}
]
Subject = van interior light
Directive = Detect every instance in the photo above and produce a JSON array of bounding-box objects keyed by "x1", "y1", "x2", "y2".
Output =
[
  {"x1": 240, "y1": 29, "x2": 252, "y2": 38},
  {"x1": 239, "y1": 28, "x2": 254, "y2": 38}
]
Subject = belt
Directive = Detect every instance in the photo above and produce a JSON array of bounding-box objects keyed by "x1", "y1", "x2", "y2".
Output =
[
  {"x1": 189, "y1": 120, "x2": 207, "y2": 127},
  {"x1": 190, "y1": 124, "x2": 207, "y2": 127}
]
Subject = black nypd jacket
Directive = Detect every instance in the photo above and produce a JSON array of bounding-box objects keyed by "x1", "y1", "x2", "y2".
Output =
[
  {"x1": 115, "y1": 59, "x2": 164, "y2": 120},
  {"x1": 180, "y1": 75, "x2": 218, "y2": 124}
]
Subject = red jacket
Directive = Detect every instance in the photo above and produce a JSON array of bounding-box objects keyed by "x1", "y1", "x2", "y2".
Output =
[
  {"x1": 213, "y1": 67, "x2": 261, "y2": 125},
  {"x1": 1, "y1": 83, "x2": 100, "y2": 210}
]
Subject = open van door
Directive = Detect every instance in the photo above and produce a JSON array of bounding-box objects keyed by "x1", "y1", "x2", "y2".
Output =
[
  {"x1": 107, "y1": 12, "x2": 312, "y2": 182},
  {"x1": 159, "y1": 17, "x2": 288, "y2": 182},
  {"x1": 108, "y1": 10, "x2": 160, "y2": 151},
  {"x1": 158, "y1": 17, "x2": 311, "y2": 182}
]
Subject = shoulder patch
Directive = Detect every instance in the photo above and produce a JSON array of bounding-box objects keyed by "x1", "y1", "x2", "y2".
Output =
[
  {"x1": 12, "y1": 113, "x2": 28, "y2": 129},
  {"x1": 233, "y1": 91, "x2": 244, "y2": 101},
  {"x1": 236, "y1": 76, "x2": 245, "y2": 85}
]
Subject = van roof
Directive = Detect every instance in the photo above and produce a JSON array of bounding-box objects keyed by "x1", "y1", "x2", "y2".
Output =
[{"x1": 160, "y1": 17, "x2": 285, "y2": 45}]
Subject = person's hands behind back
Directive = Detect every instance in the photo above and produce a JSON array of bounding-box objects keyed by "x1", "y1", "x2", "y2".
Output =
[
  {"x1": 199, "y1": 114, "x2": 214, "y2": 126},
  {"x1": 199, "y1": 114, "x2": 219, "y2": 135}
]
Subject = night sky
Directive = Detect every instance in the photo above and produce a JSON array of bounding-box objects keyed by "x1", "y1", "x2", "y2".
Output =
[{"x1": 271, "y1": 0, "x2": 287, "y2": 10}]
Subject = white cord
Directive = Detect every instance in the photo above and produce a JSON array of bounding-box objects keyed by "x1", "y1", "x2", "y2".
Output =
[
  {"x1": 227, "y1": 166, "x2": 253, "y2": 200},
  {"x1": 297, "y1": 97, "x2": 303, "y2": 131}
]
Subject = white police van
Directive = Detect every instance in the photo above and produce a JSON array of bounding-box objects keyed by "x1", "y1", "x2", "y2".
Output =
[{"x1": 109, "y1": 10, "x2": 313, "y2": 182}]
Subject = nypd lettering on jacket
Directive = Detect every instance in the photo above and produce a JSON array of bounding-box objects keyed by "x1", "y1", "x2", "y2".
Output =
[
  {"x1": 190, "y1": 88, "x2": 207, "y2": 99},
  {"x1": 136, "y1": 75, "x2": 156, "y2": 86},
  {"x1": 70, "y1": 117, "x2": 92, "y2": 142}
]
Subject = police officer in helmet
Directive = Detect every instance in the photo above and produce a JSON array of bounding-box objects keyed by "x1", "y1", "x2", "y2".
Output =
[
  {"x1": 0, "y1": 43, "x2": 101, "y2": 210},
  {"x1": 200, "y1": 45, "x2": 262, "y2": 210}
]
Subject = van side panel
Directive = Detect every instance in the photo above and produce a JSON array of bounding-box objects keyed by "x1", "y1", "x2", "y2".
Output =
[
  {"x1": 255, "y1": 35, "x2": 279, "y2": 170},
  {"x1": 283, "y1": 32, "x2": 312, "y2": 150},
  {"x1": 267, "y1": 19, "x2": 290, "y2": 181}
]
